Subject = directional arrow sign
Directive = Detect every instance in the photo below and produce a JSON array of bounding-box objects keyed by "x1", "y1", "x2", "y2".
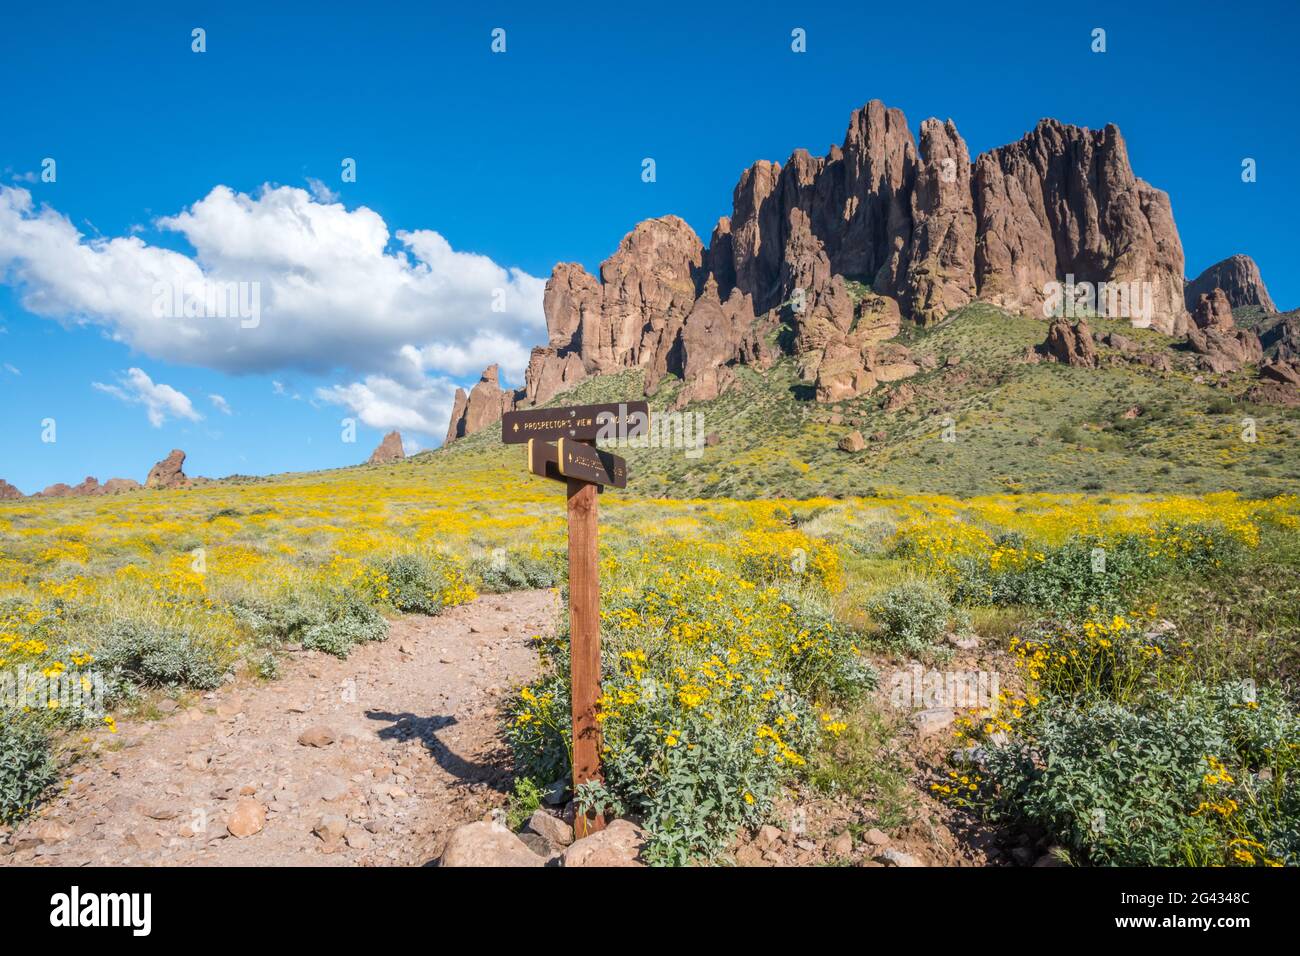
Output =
[
  {"x1": 528, "y1": 438, "x2": 627, "y2": 489},
  {"x1": 502, "y1": 401, "x2": 649, "y2": 445},
  {"x1": 557, "y1": 438, "x2": 628, "y2": 488}
]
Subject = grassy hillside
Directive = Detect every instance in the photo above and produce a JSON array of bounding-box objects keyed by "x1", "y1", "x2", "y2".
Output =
[{"x1": 440, "y1": 304, "x2": 1300, "y2": 499}]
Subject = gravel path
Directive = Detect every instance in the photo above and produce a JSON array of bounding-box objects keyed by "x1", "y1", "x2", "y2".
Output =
[{"x1": 1, "y1": 589, "x2": 557, "y2": 867}]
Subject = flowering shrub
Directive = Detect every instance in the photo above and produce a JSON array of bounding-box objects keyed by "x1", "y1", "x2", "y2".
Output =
[
  {"x1": 973, "y1": 684, "x2": 1298, "y2": 866},
  {"x1": 1008, "y1": 610, "x2": 1172, "y2": 706},
  {"x1": 506, "y1": 541, "x2": 872, "y2": 864},
  {"x1": 945, "y1": 524, "x2": 1245, "y2": 616},
  {"x1": 98, "y1": 620, "x2": 227, "y2": 691},
  {"x1": 375, "y1": 552, "x2": 476, "y2": 615}
]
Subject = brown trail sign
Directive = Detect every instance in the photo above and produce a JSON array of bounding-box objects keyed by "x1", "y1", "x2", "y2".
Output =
[
  {"x1": 504, "y1": 401, "x2": 645, "y2": 837},
  {"x1": 528, "y1": 438, "x2": 627, "y2": 488},
  {"x1": 501, "y1": 400, "x2": 649, "y2": 444}
]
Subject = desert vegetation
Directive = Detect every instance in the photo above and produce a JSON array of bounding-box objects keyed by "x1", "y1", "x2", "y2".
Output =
[{"x1": 4, "y1": 444, "x2": 1295, "y2": 865}]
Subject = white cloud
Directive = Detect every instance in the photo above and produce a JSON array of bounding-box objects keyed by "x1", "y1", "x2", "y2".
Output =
[
  {"x1": 93, "y1": 368, "x2": 203, "y2": 427},
  {"x1": 2, "y1": 363, "x2": 18, "y2": 376},
  {"x1": 0, "y1": 184, "x2": 546, "y2": 383},
  {"x1": 306, "y1": 177, "x2": 340, "y2": 204},
  {"x1": 209, "y1": 393, "x2": 232, "y2": 415},
  {"x1": 315, "y1": 374, "x2": 456, "y2": 436}
]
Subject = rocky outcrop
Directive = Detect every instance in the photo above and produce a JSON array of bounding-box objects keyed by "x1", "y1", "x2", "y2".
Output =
[
  {"x1": 1258, "y1": 312, "x2": 1299, "y2": 362},
  {"x1": 903, "y1": 119, "x2": 977, "y2": 324},
  {"x1": 28, "y1": 476, "x2": 141, "y2": 498},
  {"x1": 1185, "y1": 289, "x2": 1264, "y2": 373},
  {"x1": 100, "y1": 478, "x2": 142, "y2": 494},
  {"x1": 146, "y1": 450, "x2": 188, "y2": 489},
  {"x1": 1186, "y1": 255, "x2": 1277, "y2": 313},
  {"x1": 670, "y1": 365, "x2": 737, "y2": 411},
  {"x1": 443, "y1": 365, "x2": 518, "y2": 443},
  {"x1": 973, "y1": 120, "x2": 1189, "y2": 334},
  {"x1": 368, "y1": 431, "x2": 405, "y2": 464},
  {"x1": 445, "y1": 101, "x2": 1243, "y2": 441},
  {"x1": 0, "y1": 479, "x2": 22, "y2": 500},
  {"x1": 1186, "y1": 325, "x2": 1263, "y2": 374},
  {"x1": 1246, "y1": 379, "x2": 1300, "y2": 407},
  {"x1": 1039, "y1": 318, "x2": 1098, "y2": 368},
  {"x1": 1192, "y1": 289, "x2": 1236, "y2": 332}
]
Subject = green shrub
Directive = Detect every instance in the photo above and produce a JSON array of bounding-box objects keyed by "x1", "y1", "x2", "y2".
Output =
[
  {"x1": 870, "y1": 579, "x2": 963, "y2": 653},
  {"x1": 378, "y1": 554, "x2": 446, "y2": 614},
  {"x1": 504, "y1": 777, "x2": 546, "y2": 831},
  {"x1": 951, "y1": 524, "x2": 1244, "y2": 616},
  {"x1": 97, "y1": 620, "x2": 226, "y2": 690},
  {"x1": 978, "y1": 683, "x2": 1299, "y2": 866},
  {"x1": 0, "y1": 716, "x2": 57, "y2": 825},
  {"x1": 300, "y1": 594, "x2": 387, "y2": 657},
  {"x1": 471, "y1": 551, "x2": 562, "y2": 593}
]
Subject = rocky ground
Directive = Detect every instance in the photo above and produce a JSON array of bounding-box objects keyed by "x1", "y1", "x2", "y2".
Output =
[
  {"x1": 2, "y1": 586, "x2": 1040, "y2": 868},
  {"x1": 0, "y1": 590, "x2": 557, "y2": 867}
]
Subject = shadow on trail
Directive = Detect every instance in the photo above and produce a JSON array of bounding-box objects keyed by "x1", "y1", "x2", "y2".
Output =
[{"x1": 365, "y1": 710, "x2": 513, "y2": 793}]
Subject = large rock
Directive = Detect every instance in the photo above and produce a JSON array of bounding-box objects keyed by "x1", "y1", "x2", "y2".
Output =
[
  {"x1": 1187, "y1": 325, "x2": 1264, "y2": 373},
  {"x1": 368, "y1": 431, "x2": 405, "y2": 464},
  {"x1": 146, "y1": 450, "x2": 188, "y2": 489},
  {"x1": 671, "y1": 365, "x2": 737, "y2": 411},
  {"x1": 1040, "y1": 318, "x2": 1098, "y2": 368},
  {"x1": 439, "y1": 821, "x2": 546, "y2": 867},
  {"x1": 560, "y1": 818, "x2": 647, "y2": 867},
  {"x1": 0, "y1": 479, "x2": 22, "y2": 500},
  {"x1": 1192, "y1": 288, "x2": 1236, "y2": 332},
  {"x1": 100, "y1": 478, "x2": 142, "y2": 495},
  {"x1": 1186, "y1": 255, "x2": 1276, "y2": 313}
]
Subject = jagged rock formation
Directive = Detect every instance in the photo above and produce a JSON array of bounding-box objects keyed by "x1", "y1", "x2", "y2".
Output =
[
  {"x1": 146, "y1": 450, "x2": 188, "y2": 489},
  {"x1": 368, "y1": 431, "x2": 405, "y2": 464},
  {"x1": 974, "y1": 120, "x2": 1189, "y2": 334},
  {"x1": 1258, "y1": 312, "x2": 1299, "y2": 362},
  {"x1": 1187, "y1": 327, "x2": 1263, "y2": 374},
  {"x1": 1186, "y1": 255, "x2": 1276, "y2": 313},
  {"x1": 0, "y1": 479, "x2": 22, "y2": 500},
  {"x1": 444, "y1": 100, "x2": 1262, "y2": 442},
  {"x1": 444, "y1": 365, "x2": 517, "y2": 444}
]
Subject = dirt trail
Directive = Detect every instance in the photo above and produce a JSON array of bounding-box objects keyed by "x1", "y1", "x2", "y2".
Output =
[{"x1": 1, "y1": 590, "x2": 557, "y2": 867}]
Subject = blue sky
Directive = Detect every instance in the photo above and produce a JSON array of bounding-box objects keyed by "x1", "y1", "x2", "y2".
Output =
[{"x1": 1, "y1": 0, "x2": 1295, "y2": 493}]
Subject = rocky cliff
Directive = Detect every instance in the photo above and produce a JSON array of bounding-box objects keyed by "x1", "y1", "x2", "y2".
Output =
[
  {"x1": 1186, "y1": 255, "x2": 1276, "y2": 313},
  {"x1": 445, "y1": 100, "x2": 1273, "y2": 442}
]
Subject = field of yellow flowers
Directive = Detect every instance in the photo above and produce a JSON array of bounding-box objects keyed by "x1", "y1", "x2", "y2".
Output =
[{"x1": 2, "y1": 448, "x2": 1298, "y2": 863}]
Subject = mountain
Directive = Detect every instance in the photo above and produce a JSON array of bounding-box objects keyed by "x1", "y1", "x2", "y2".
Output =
[
  {"x1": 446, "y1": 101, "x2": 1288, "y2": 448},
  {"x1": 449, "y1": 100, "x2": 1282, "y2": 444}
]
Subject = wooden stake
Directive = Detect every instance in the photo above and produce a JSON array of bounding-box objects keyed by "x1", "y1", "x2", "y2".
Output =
[{"x1": 566, "y1": 476, "x2": 605, "y2": 836}]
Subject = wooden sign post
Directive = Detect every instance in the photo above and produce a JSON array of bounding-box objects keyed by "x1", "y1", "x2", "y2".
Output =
[{"x1": 502, "y1": 401, "x2": 647, "y2": 837}]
